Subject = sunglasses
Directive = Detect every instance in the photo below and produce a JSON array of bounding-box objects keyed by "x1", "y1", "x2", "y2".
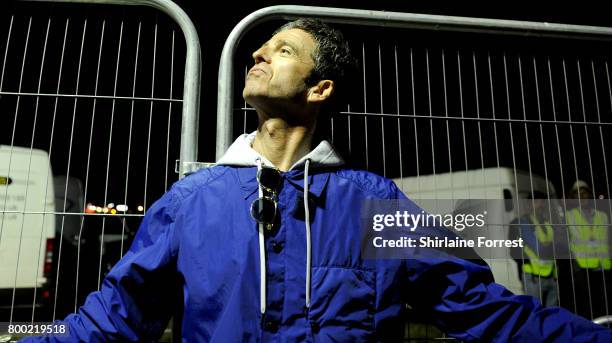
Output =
[{"x1": 250, "y1": 166, "x2": 282, "y2": 230}]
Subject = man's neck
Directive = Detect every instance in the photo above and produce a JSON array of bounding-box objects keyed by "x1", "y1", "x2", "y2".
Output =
[{"x1": 252, "y1": 119, "x2": 314, "y2": 172}]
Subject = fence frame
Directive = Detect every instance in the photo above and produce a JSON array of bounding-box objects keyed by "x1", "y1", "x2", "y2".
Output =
[
  {"x1": 216, "y1": 5, "x2": 612, "y2": 160},
  {"x1": 3, "y1": 0, "x2": 200, "y2": 335},
  {"x1": 18, "y1": 0, "x2": 202, "y2": 178}
]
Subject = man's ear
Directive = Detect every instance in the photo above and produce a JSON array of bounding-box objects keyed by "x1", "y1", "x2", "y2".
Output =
[{"x1": 307, "y1": 80, "x2": 334, "y2": 104}]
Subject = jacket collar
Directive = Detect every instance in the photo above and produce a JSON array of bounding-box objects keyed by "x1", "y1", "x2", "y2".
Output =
[
  {"x1": 216, "y1": 131, "x2": 345, "y2": 171},
  {"x1": 235, "y1": 167, "x2": 330, "y2": 199},
  {"x1": 217, "y1": 131, "x2": 343, "y2": 199}
]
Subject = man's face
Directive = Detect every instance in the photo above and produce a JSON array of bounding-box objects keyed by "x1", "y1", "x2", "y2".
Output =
[
  {"x1": 571, "y1": 189, "x2": 593, "y2": 200},
  {"x1": 243, "y1": 28, "x2": 317, "y2": 114},
  {"x1": 577, "y1": 189, "x2": 595, "y2": 208},
  {"x1": 578, "y1": 189, "x2": 593, "y2": 200},
  {"x1": 533, "y1": 198, "x2": 545, "y2": 210}
]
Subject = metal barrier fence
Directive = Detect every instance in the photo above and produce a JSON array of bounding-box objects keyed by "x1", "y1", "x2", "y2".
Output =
[
  {"x1": 217, "y1": 5, "x2": 612, "y2": 340},
  {"x1": 0, "y1": 0, "x2": 199, "y2": 331}
]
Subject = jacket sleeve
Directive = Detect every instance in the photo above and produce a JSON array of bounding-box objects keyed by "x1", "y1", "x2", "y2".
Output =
[
  {"x1": 20, "y1": 190, "x2": 180, "y2": 343},
  {"x1": 387, "y1": 182, "x2": 612, "y2": 342}
]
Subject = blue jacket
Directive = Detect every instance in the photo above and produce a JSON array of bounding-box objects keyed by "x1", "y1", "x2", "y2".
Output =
[{"x1": 22, "y1": 133, "x2": 612, "y2": 342}]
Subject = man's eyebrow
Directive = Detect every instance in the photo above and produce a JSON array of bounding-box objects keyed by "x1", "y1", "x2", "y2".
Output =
[{"x1": 275, "y1": 39, "x2": 300, "y2": 54}]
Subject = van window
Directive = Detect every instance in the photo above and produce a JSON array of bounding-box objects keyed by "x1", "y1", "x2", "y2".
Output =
[{"x1": 503, "y1": 189, "x2": 513, "y2": 212}]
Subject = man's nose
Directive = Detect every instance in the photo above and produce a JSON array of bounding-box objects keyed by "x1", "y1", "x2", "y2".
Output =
[{"x1": 252, "y1": 46, "x2": 270, "y2": 64}]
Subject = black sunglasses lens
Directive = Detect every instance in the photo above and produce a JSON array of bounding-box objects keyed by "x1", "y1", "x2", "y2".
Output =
[
  {"x1": 257, "y1": 168, "x2": 281, "y2": 190},
  {"x1": 251, "y1": 197, "x2": 277, "y2": 223}
]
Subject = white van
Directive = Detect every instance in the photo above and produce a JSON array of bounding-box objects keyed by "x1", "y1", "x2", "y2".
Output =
[
  {"x1": 393, "y1": 167, "x2": 557, "y2": 295},
  {"x1": 0, "y1": 145, "x2": 55, "y2": 312}
]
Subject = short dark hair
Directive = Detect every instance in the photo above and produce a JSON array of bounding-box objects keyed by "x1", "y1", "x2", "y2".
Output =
[{"x1": 274, "y1": 18, "x2": 356, "y2": 89}]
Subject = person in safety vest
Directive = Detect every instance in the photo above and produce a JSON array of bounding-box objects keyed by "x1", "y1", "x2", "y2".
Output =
[
  {"x1": 564, "y1": 180, "x2": 611, "y2": 320},
  {"x1": 510, "y1": 191, "x2": 560, "y2": 307},
  {"x1": 20, "y1": 19, "x2": 612, "y2": 342}
]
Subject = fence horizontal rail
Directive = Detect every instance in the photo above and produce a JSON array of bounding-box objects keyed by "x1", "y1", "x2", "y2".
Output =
[{"x1": 0, "y1": 91, "x2": 183, "y2": 102}]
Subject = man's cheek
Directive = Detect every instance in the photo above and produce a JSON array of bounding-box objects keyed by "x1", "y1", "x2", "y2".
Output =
[{"x1": 245, "y1": 79, "x2": 266, "y2": 94}]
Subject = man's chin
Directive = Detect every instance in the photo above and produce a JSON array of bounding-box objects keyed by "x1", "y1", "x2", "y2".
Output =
[{"x1": 243, "y1": 92, "x2": 270, "y2": 109}]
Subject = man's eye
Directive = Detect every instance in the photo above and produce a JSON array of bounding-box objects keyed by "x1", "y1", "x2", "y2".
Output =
[{"x1": 281, "y1": 48, "x2": 292, "y2": 55}]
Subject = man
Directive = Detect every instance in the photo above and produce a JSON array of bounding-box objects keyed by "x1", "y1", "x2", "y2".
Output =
[
  {"x1": 509, "y1": 192, "x2": 560, "y2": 307},
  {"x1": 564, "y1": 180, "x2": 611, "y2": 320},
  {"x1": 22, "y1": 19, "x2": 611, "y2": 342}
]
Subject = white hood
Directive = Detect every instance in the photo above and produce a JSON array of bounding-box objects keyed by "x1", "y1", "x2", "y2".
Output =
[{"x1": 216, "y1": 131, "x2": 344, "y2": 170}]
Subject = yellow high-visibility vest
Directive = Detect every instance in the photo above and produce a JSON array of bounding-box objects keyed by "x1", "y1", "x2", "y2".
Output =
[
  {"x1": 565, "y1": 208, "x2": 611, "y2": 270},
  {"x1": 522, "y1": 215, "x2": 555, "y2": 277}
]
